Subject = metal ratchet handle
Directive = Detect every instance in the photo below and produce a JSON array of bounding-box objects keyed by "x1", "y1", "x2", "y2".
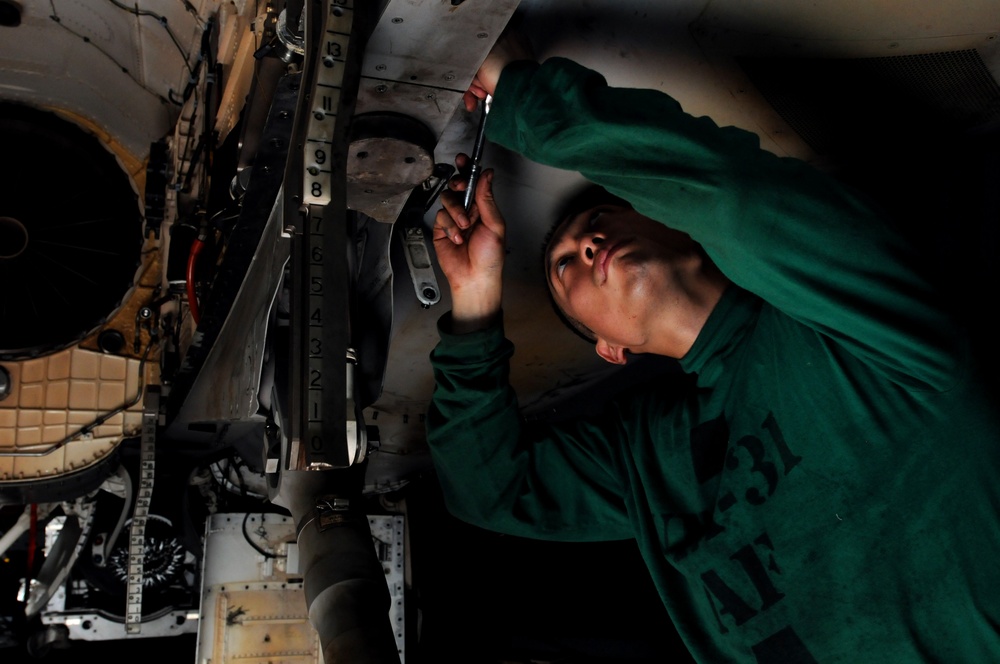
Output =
[{"x1": 463, "y1": 94, "x2": 493, "y2": 213}]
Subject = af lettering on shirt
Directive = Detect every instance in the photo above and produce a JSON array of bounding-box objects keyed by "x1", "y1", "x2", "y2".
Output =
[{"x1": 662, "y1": 411, "x2": 816, "y2": 662}]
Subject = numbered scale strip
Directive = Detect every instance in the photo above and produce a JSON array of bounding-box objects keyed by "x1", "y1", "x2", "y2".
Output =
[
  {"x1": 125, "y1": 387, "x2": 159, "y2": 633},
  {"x1": 293, "y1": 0, "x2": 359, "y2": 470}
]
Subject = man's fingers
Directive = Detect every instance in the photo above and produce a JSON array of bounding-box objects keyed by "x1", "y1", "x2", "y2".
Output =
[
  {"x1": 474, "y1": 170, "x2": 505, "y2": 237},
  {"x1": 463, "y1": 83, "x2": 488, "y2": 112},
  {"x1": 433, "y1": 207, "x2": 464, "y2": 245},
  {"x1": 463, "y1": 90, "x2": 478, "y2": 113},
  {"x1": 439, "y1": 189, "x2": 472, "y2": 229},
  {"x1": 448, "y1": 153, "x2": 471, "y2": 192}
]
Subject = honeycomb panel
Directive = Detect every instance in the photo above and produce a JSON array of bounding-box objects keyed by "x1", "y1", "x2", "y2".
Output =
[{"x1": 0, "y1": 347, "x2": 147, "y2": 482}]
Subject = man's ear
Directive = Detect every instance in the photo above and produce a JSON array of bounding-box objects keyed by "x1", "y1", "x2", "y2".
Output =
[{"x1": 595, "y1": 338, "x2": 627, "y2": 365}]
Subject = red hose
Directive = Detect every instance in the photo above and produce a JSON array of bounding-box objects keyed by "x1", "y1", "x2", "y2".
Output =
[{"x1": 187, "y1": 237, "x2": 206, "y2": 325}]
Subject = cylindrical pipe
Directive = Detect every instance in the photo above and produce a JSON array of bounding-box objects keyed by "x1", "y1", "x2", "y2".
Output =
[
  {"x1": 296, "y1": 505, "x2": 400, "y2": 664},
  {"x1": 0, "y1": 505, "x2": 31, "y2": 558}
]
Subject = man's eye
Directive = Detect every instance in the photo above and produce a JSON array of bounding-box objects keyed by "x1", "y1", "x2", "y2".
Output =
[
  {"x1": 588, "y1": 211, "x2": 604, "y2": 227},
  {"x1": 557, "y1": 255, "x2": 571, "y2": 275}
]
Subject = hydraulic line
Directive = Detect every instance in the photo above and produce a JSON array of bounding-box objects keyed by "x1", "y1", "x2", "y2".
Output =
[{"x1": 186, "y1": 235, "x2": 206, "y2": 325}]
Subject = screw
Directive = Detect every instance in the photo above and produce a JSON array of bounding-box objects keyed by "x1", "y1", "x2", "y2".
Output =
[
  {"x1": 375, "y1": 64, "x2": 387, "y2": 71},
  {"x1": 391, "y1": 17, "x2": 403, "y2": 23},
  {"x1": 477, "y1": 32, "x2": 488, "y2": 39},
  {"x1": 375, "y1": 84, "x2": 388, "y2": 93},
  {"x1": 314, "y1": 111, "x2": 324, "y2": 120},
  {"x1": 307, "y1": 166, "x2": 319, "y2": 176},
  {"x1": 422, "y1": 287, "x2": 437, "y2": 300},
  {"x1": 443, "y1": 73, "x2": 455, "y2": 81}
]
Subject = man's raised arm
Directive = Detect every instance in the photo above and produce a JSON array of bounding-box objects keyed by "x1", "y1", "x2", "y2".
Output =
[
  {"x1": 472, "y1": 33, "x2": 959, "y2": 390},
  {"x1": 427, "y1": 157, "x2": 632, "y2": 540}
]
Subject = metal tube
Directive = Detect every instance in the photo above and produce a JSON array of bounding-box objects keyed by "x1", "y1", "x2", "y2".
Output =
[{"x1": 296, "y1": 501, "x2": 400, "y2": 664}]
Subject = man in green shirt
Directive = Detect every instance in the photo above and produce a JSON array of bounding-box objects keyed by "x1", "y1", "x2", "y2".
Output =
[{"x1": 426, "y1": 37, "x2": 1000, "y2": 662}]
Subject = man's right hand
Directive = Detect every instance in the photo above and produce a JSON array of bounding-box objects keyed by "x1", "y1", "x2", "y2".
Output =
[
  {"x1": 464, "y1": 31, "x2": 534, "y2": 112},
  {"x1": 432, "y1": 164, "x2": 506, "y2": 333}
]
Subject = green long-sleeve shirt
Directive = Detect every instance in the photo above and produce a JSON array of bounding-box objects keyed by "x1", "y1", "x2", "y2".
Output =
[{"x1": 427, "y1": 58, "x2": 1000, "y2": 662}]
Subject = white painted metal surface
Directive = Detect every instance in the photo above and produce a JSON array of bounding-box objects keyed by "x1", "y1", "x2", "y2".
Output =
[{"x1": 197, "y1": 512, "x2": 406, "y2": 662}]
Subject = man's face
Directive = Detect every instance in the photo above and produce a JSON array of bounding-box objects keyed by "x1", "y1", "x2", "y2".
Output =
[{"x1": 545, "y1": 205, "x2": 703, "y2": 362}]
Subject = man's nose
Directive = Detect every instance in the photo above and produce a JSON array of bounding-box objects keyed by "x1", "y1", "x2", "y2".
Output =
[{"x1": 580, "y1": 233, "x2": 604, "y2": 262}]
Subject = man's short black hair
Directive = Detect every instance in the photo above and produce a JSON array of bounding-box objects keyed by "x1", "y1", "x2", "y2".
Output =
[{"x1": 542, "y1": 184, "x2": 632, "y2": 343}]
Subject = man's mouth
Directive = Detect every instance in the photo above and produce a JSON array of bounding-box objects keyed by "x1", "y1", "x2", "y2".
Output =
[{"x1": 595, "y1": 240, "x2": 626, "y2": 284}]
